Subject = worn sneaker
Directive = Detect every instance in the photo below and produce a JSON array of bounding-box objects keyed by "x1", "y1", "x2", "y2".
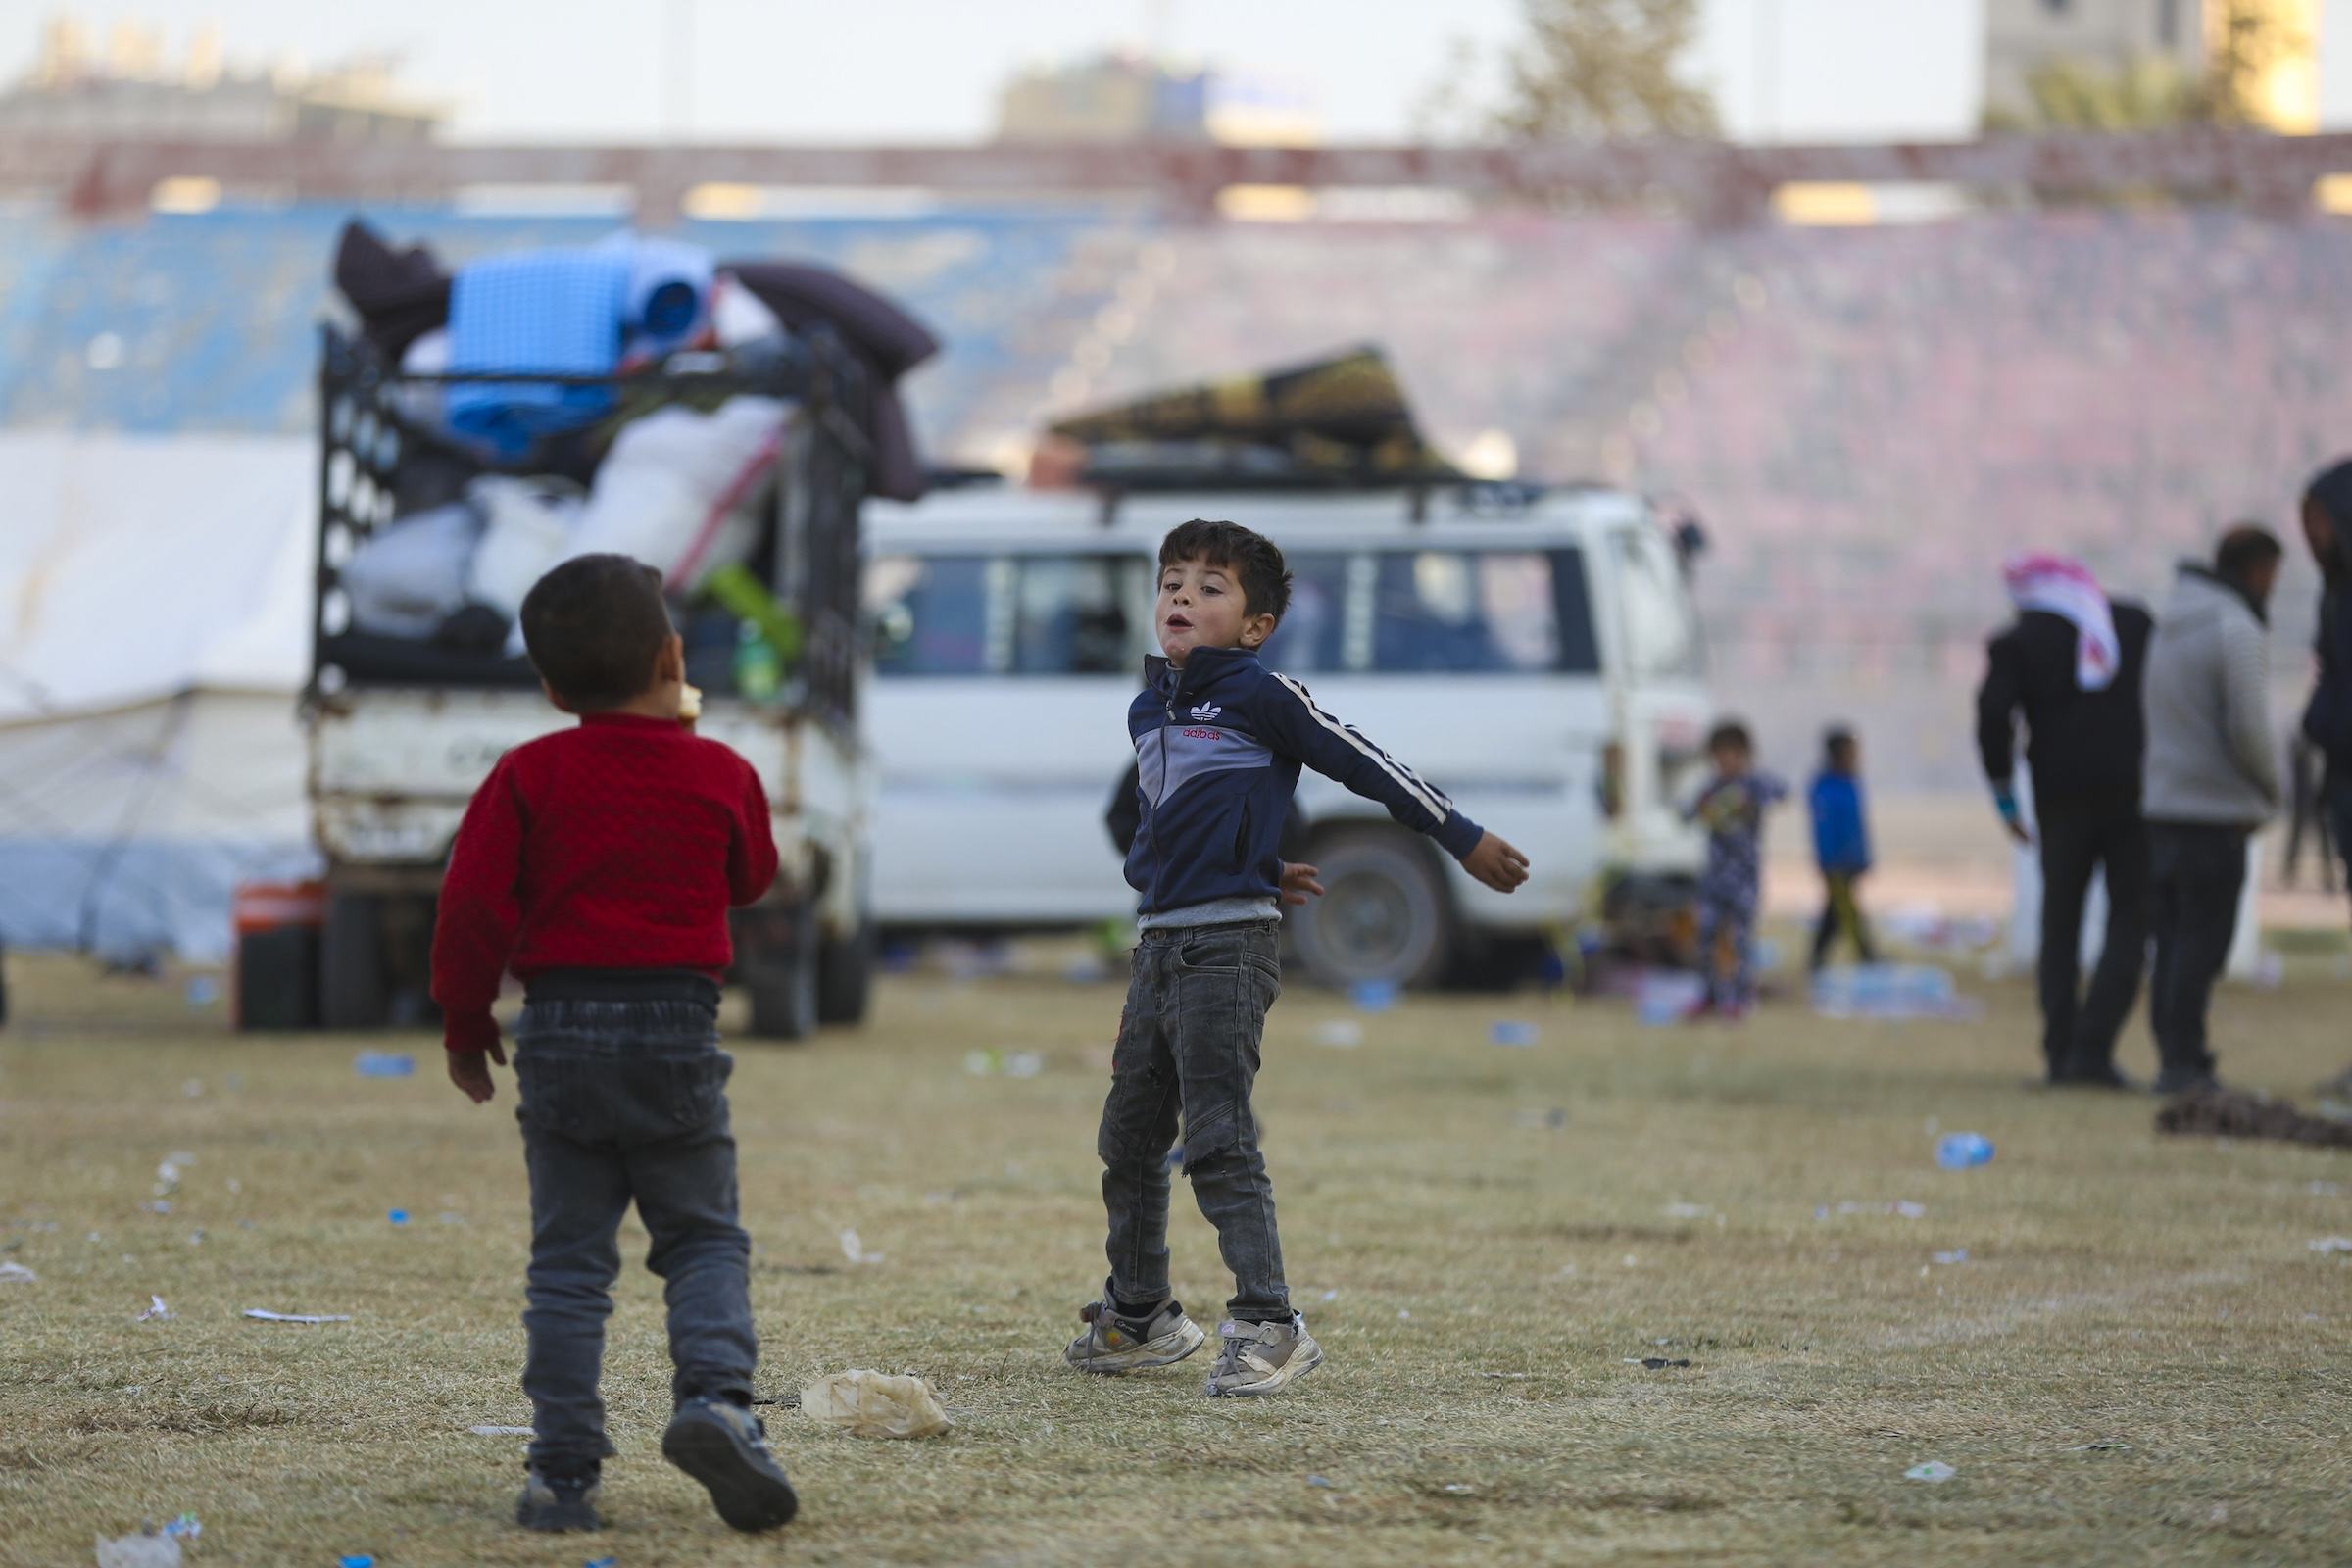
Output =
[
  {"x1": 1204, "y1": 1314, "x2": 1324, "y2": 1397},
  {"x1": 1062, "y1": 1294, "x2": 1207, "y2": 1374},
  {"x1": 514, "y1": 1469, "x2": 602, "y2": 1533},
  {"x1": 661, "y1": 1396, "x2": 799, "y2": 1533}
]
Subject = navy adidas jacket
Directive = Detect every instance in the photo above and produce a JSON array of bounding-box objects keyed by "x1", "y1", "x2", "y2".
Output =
[{"x1": 1122, "y1": 645, "x2": 1485, "y2": 916}]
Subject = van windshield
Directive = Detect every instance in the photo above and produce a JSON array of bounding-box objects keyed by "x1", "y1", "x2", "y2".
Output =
[{"x1": 1608, "y1": 529, "x2": 1705, "y2": 680}]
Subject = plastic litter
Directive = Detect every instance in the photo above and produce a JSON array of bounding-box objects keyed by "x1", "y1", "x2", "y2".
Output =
[
  {"x1": 184, "y1": 976, "x2": 220, "y2": 1007},
  {"x1": 838, "y1": 1228, "x2": 884, "y2": 1266},
  {"x1": 470, "y1": 1424, "x2": 533, "y2": 1436},
  {"x1": 1931, "y1": 1250, "x2": 1970, "y2": 1266},
  {"x1": 243, "y1": 1308, "x2": 353, "y2": 1324},
  {"x1": 339, "y1": 1557, "x2": 375, "y2": 1568},
  {"x1": 1936, "y1": 1133, "x2": 1995, "y2": 1170},
  {"x1": 137, "y1": 1296, "x2": 172, "y2": 1321},
  {"x1": 2309, "y1": 1237, "x2": 2352, "y2": 1255},
  {"x1": 1813, "y1": 964, "x2": 1978, "y2": 1021},
  {"x1": 1662, "y1": 1201, "x2": 1713, "y2": 1220},
  {"x1": 1624, "y1": 1356, "x2": 1691, "y2": 1369},
  {"x1": 585, "y1": 1558, "x2": 619, "y2": 1568},
  {"x1": 353, "y1": 1052, "x2": 415, "y2": 1079},
  {"x1": 388, "y1": 1209, "x2": 410, "y2": 1226},
  {"x1": 1313, "y1": 1019, "x2": 1364, "y2": 1049},
  {"x1": 1634, "y1": 970, "x2": 1705, "y2": 1026},
  {"x1": 1349, "y1": 979, "x2": 1399, "y2": 1012},
  {"x1": 799, "y1": 1369, "x2": 952, "y2": 1439},
  {"x1": 93, "y1": 1526, "x2": 180, "y2": 1568},
  {"x1": 181, "y1": 1080, "x2": 204, "y2": 1099},
  {"x1": 0, "y1": 1261, "x2": 35, "y2": 1283},
  {"x1": 160, "y1": 1516, "x2": 200, "y2": 1542},
  {"x1": 1817, "y1": 1200, "x2": 1927, "y2": 1220},
  {"x1": 1307, "y1": 1474, "x2": 1334, "y2": 1488},
  {"x1": 1905, "y1": 1461, "x2": 1956, "y2": 1483},
  {"x1": 1441, "y1": 1482, "x2": 1476, "y2": 1494},
  {"x1": 1489, "y1": 1020, "x2": 1539, "y2": 1048}
]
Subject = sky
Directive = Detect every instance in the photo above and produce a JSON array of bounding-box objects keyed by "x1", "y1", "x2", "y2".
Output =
[{"x1": 1, "y1": 0, "x2": 2347, "y2": 143}]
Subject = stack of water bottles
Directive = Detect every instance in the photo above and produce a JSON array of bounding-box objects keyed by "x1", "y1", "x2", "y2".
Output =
[{"x1": 1811, "y1": 964, "x2": 1976, "y2": 1021}]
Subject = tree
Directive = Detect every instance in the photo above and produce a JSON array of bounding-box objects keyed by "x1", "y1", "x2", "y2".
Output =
[
  {"x1": 1983, "y1": 0, "x2": 2308, "y2": 133},
  {"x1": 1417, "y1": 0, "x2": 1718, "y2": 143}
]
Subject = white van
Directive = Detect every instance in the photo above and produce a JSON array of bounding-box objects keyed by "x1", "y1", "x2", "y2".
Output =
[{"x1": 861, "y1": 483, "x2": 1712, "y2": 988}]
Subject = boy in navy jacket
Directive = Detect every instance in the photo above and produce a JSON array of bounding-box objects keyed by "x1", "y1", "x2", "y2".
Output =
[
  {"x1": 1066, "y1": 519, "x2": 1529, "y2": 1396},
  {"x1": 1807, "y1": 726, "x2": 1880, "y2": 971}
]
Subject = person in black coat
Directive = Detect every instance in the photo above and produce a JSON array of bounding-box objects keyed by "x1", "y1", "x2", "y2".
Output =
[
  {"x1": 1976, "y1": 558, "x2": 2155, "y2": 1088},
  {"x1": 2298, "y1": 459, "x2": 2352, "y2": 1095}
]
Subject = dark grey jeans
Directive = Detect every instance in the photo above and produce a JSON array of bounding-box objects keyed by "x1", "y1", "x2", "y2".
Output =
[
  {"x1": 1097, "y1": 920, "x2": 1289, "y2": 1322},
  {"x1": 513, "y1": 997, "x2": 754, "y2": 1476},
  {"x1": 2148, "y1": 821, "x2": 2250, "y2": 1083}
]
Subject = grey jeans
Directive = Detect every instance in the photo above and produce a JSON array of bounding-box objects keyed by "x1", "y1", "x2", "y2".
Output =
[
  {"x1": 513, "y1": 997, "x2": 754, "y2": 1476},
  {"x1": 1097, "y1": 920, "x2": 1290, "y2": 1322}
]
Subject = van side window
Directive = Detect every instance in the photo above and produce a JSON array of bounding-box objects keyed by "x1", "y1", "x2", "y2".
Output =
[
  {"x1": 1608, "y1": 530, "x2": 1704, "y2": 679},
  {"x1": 867, "y1": 554, "x2": 994, "y2": 675},
  {"x1": 1367, "y1": 550, "x2": 1596, "y2": 675},
  {"x1": 1011, "y1": 555, "x2": 1147, "y2": 675},
  {"x1": 1259, "y1": 553, "x2": 1352, "y2": 673}
]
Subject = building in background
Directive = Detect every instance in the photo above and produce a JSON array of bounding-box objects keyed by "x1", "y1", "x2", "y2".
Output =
[
  {"x1": 1983, "y1": 0, "x2": 2318, "y2": 130},
  {"x1": 0, "y1": 15, "x2": 444, "y2": 144},
  {"x1": 995, "y1": 52, "x2": 1318, "y2": 145}
]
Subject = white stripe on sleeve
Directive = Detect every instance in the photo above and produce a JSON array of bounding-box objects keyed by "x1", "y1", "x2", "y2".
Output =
[{"x1": 1270, "y1": 672, "x2": 1452, "y2": 825}]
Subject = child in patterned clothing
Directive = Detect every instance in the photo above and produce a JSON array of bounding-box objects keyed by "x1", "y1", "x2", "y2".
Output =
[{"x1": 1686, "y1": 719, "x2": 1788, "y2": 1017}]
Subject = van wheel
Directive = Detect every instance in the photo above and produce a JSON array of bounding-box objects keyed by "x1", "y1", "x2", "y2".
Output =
[
  {"x1": 741, "y1": 912, "x2": 819, "y2": 1042},
  {"x1": 1289, "y1": 827, "x2": 1455, "y2": 991},
  {"x1": 319, "y1": 892, "x2": 390, "y2": 1030},
  {"x1": 816, "y1": 916, "x2": 875, "y2": 1026}
]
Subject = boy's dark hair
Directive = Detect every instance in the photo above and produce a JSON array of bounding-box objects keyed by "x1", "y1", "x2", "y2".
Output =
[
  {"x1": 519, "y1": 554, "x2": 674, "y2": 711},
  {"x1": 1707, "y1": 719, "x2": 1754, "y2": 755},
  {"x1": 1158, "y1": 519, "x2": 1292, "y2": 621},
  {"x1": 1823, "y1": 724, "x2": 1857, "y2": 760},
  {"x1": 2215, "y1": 523, "x2": 2283, "y2": 581}
]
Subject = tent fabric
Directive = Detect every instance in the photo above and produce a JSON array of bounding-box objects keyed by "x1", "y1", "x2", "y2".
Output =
[{"x1": 0, "y1": 432, "x2": 315, "y2": 958}]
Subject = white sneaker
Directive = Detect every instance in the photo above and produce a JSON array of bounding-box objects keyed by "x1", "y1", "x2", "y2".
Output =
[{"x1": 1204, "y1": 1314, "x2": 1323, "y2": 1397}]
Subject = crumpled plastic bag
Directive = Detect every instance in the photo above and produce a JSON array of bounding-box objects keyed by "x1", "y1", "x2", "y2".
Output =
[
  {"x1": 94, "y1": 1528, "x2": 181, "y2": 1568},
  {"x1": 799, "y1": 1369, "x2": 951, "y2": 1440}
]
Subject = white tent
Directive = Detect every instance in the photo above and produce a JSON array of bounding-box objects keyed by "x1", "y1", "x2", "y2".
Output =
[{"x1": 0, "y1": 432, "x2": 316, "y2": 961}]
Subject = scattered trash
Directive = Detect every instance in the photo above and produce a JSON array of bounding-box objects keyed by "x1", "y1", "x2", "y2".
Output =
[
  {"x1": 1397, "y1": 1309, "x2": 1411, "y2": 1320},
  {"x1": 1634, "y1": 970, "x2": 1705, "y2": 1027},
  {"x1": 963, "y1": 1049, "x2": 1043, "y2": 1078},
  {"x1": 1936, "y1": 1133, "x2": 1995, "y2": 1171},
  {"x1": 584, "y1": 1558, "x2": 618, "y2": 1568},
  {"x1": 2158, "y1": 1088, "x2": 2352, "y2": 1149},
  {"x1": 1513, "y1": 1107, "x2": 1570, "y2": 1130},
  {"x1": 242, "y1": 1308, "x2": 353, "y2": 1324},
  {"x1": 1320, "y1": 1289, "x2": 1340, "y2": 1302},
  {"x1": 160, "y1": 1516, "x2": 200, "y2": 1542},
  {"x1": 1817, "y1": 1200, "x2": 1927, "y2": 1220},
  {"x1": 1904, "y1": 1461, "x2": 1956, "y2": 1483},
  {"x1": 1349, "y1": 978, "x2": 1399, "y2": 1012},
  {"x1": 0, "y1": 1261, "x2": 35, "y2": 1283},
  {"x1": 1931, "y1": 1250, "x2": 1970, "y2": 1266},
  {"x1": 838, "y1": 1228, "x2": 884, "y2": 1266},
  {"x1": 1880, "y1": 906, "x2": 1999, "y2": 953},
  {"x1": 799, "y1": 1369, "x2": 952, "y2": 1439},
  {"x1": 1489, "y1": 1020, "x2": 1539, "y2": 1048},
  {"x1": 1624, "y1": 1356, "x2": 1691, "y2": 1369},
  {"x1": 1662, "y1": 1201, "x2": 1714, "y2": 1220},
  {"x1": 354, "y1": 1052, "x2": 416, "y2": 1079},
  {"x1": 1814, "y1": 964, "x2": 1979, "y2": 1021},
  {"x1": 338, "y1": 1557, "x2": 375, "y2": 1568},
  {"x1": 1313, "y1": 1019, "x2": 1364, "y2": 1049},
  {"x1": 137, "y1": 1296, "x2": 173, "y2": 1321},
  {"x1": 93, "y1": 1526, "x2": 181, "y2": 1568},
  {"x1": 181, "y1": 1080, "x2": 204, "y2": 1100},
  {"x1": 139, "y1": 1201, "x2": 172, "y2": 1215},
  {"x1": 470, "y1": 1425, "x2": 533, "y2": 1436},
  {"x1": 1478, "y1": 1372, "x2": 1530, "y2": 1381},
  {"x1": 1306, "y1": 1474, "x2": 1335, "y2": 1488},
  {"x1": 2309, "y1": 1237, "x2": 2352, "y2": 1255},
  {"x1": 2066, "y1": 1441, "x2": 2132, "y2": 1452},
  {"x1": 388, "y1": 1209, "x2": 410, "y2": 1226},
  {"x1": 1441, "y1": 1482, "x2": 1476, "y2": 1494},
  {"x1": 184, "y1": 976, "x2": 220, "y2": 1007}
]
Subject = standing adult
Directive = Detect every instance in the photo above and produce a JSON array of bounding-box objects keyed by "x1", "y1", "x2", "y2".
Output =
[
  {"x1": 1976, "y1": 555, "x2": 2155, "y2": 1088},
  {"x1": 2142, "y1": 528, "x2": 2283, "y2": 1095},
  {"x1": 2296, "y1": 459, "x2": 2352, "y2": 1094}
]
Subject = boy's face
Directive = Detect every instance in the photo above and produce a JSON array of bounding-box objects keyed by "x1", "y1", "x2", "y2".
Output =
[
  {"x1": 1832, "y1": 740, "x2": 1859, "y2": 772},
  {"x1": 1156, "y1": 555, "x2": 1275, "y2": 665},
  {"x1": 1711, "y1": 741, "x2": 1751, "y2": 777}
]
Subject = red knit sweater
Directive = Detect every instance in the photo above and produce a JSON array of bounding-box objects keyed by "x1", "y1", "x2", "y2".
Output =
[{"x1": 431, "y1": 712, "x2": 780, "y2": 1055}]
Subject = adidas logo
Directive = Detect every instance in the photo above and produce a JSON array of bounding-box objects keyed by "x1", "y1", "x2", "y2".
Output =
[{"x1": 1190, "y1": 702, "x2": 1222, "y2": 721}]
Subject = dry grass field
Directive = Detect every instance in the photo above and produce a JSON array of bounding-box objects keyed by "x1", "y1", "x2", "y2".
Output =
[{"x1": 4, "y1": 945, "x2": 2351, "y2": 1567}]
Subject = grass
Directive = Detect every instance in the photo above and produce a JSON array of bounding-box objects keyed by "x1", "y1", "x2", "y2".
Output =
[{"x1": 4, "y1": 944, "x2": 2351, "y2": 1566}]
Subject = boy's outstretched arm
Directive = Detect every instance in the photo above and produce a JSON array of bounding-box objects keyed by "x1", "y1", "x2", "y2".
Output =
[
  {"x1": 1259, "y1": 673, "x2": 1529, "y2": 893},
  {"x1": 431, "y1": 757, "x2": 525, "y2": 1102}
]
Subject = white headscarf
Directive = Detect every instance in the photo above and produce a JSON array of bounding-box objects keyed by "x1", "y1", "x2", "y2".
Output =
[{"x1": 2003, "y1": 554, "x2": 2120, "y2": 692}]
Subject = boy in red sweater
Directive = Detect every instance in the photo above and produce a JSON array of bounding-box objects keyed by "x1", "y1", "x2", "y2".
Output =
[{"x1": 433, "y1": 554, "x2": 798, "y2": 1537}]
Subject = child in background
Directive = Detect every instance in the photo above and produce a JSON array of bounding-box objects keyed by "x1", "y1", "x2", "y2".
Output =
[
  {"x1": 1807, "y1": 726, "x2": 1881, "y2": 972},
  {"x1": 433, "y1": 555, "x2": 798, "y2": 1538},
  {"x1": 1686, "y1": 719, "x2": 1788, "y2": 1017}
]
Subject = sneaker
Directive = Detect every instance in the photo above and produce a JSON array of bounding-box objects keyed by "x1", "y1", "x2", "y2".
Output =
[
  {"x1": 661, "y1": 1396, "x2": 799, "y2": 1533},
  {"x1": 2154, "y1": 1069, "x2": 2223, "y2": 1097},
  {"x1": 514, "y1": 1470, "x2": 602, "y2": 1533},
  {"x1": 1063, "y1": 1293, "x2": 1206, "y2": 1374},
  {"x1": 1204, "y1": 1314, "x2": 1324, "y2": 1398}
]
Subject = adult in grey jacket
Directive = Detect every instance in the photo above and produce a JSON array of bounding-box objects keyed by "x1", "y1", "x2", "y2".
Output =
[{"x1": 2143, "y1": 527, "x2": 2285, "y2": 1094}]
